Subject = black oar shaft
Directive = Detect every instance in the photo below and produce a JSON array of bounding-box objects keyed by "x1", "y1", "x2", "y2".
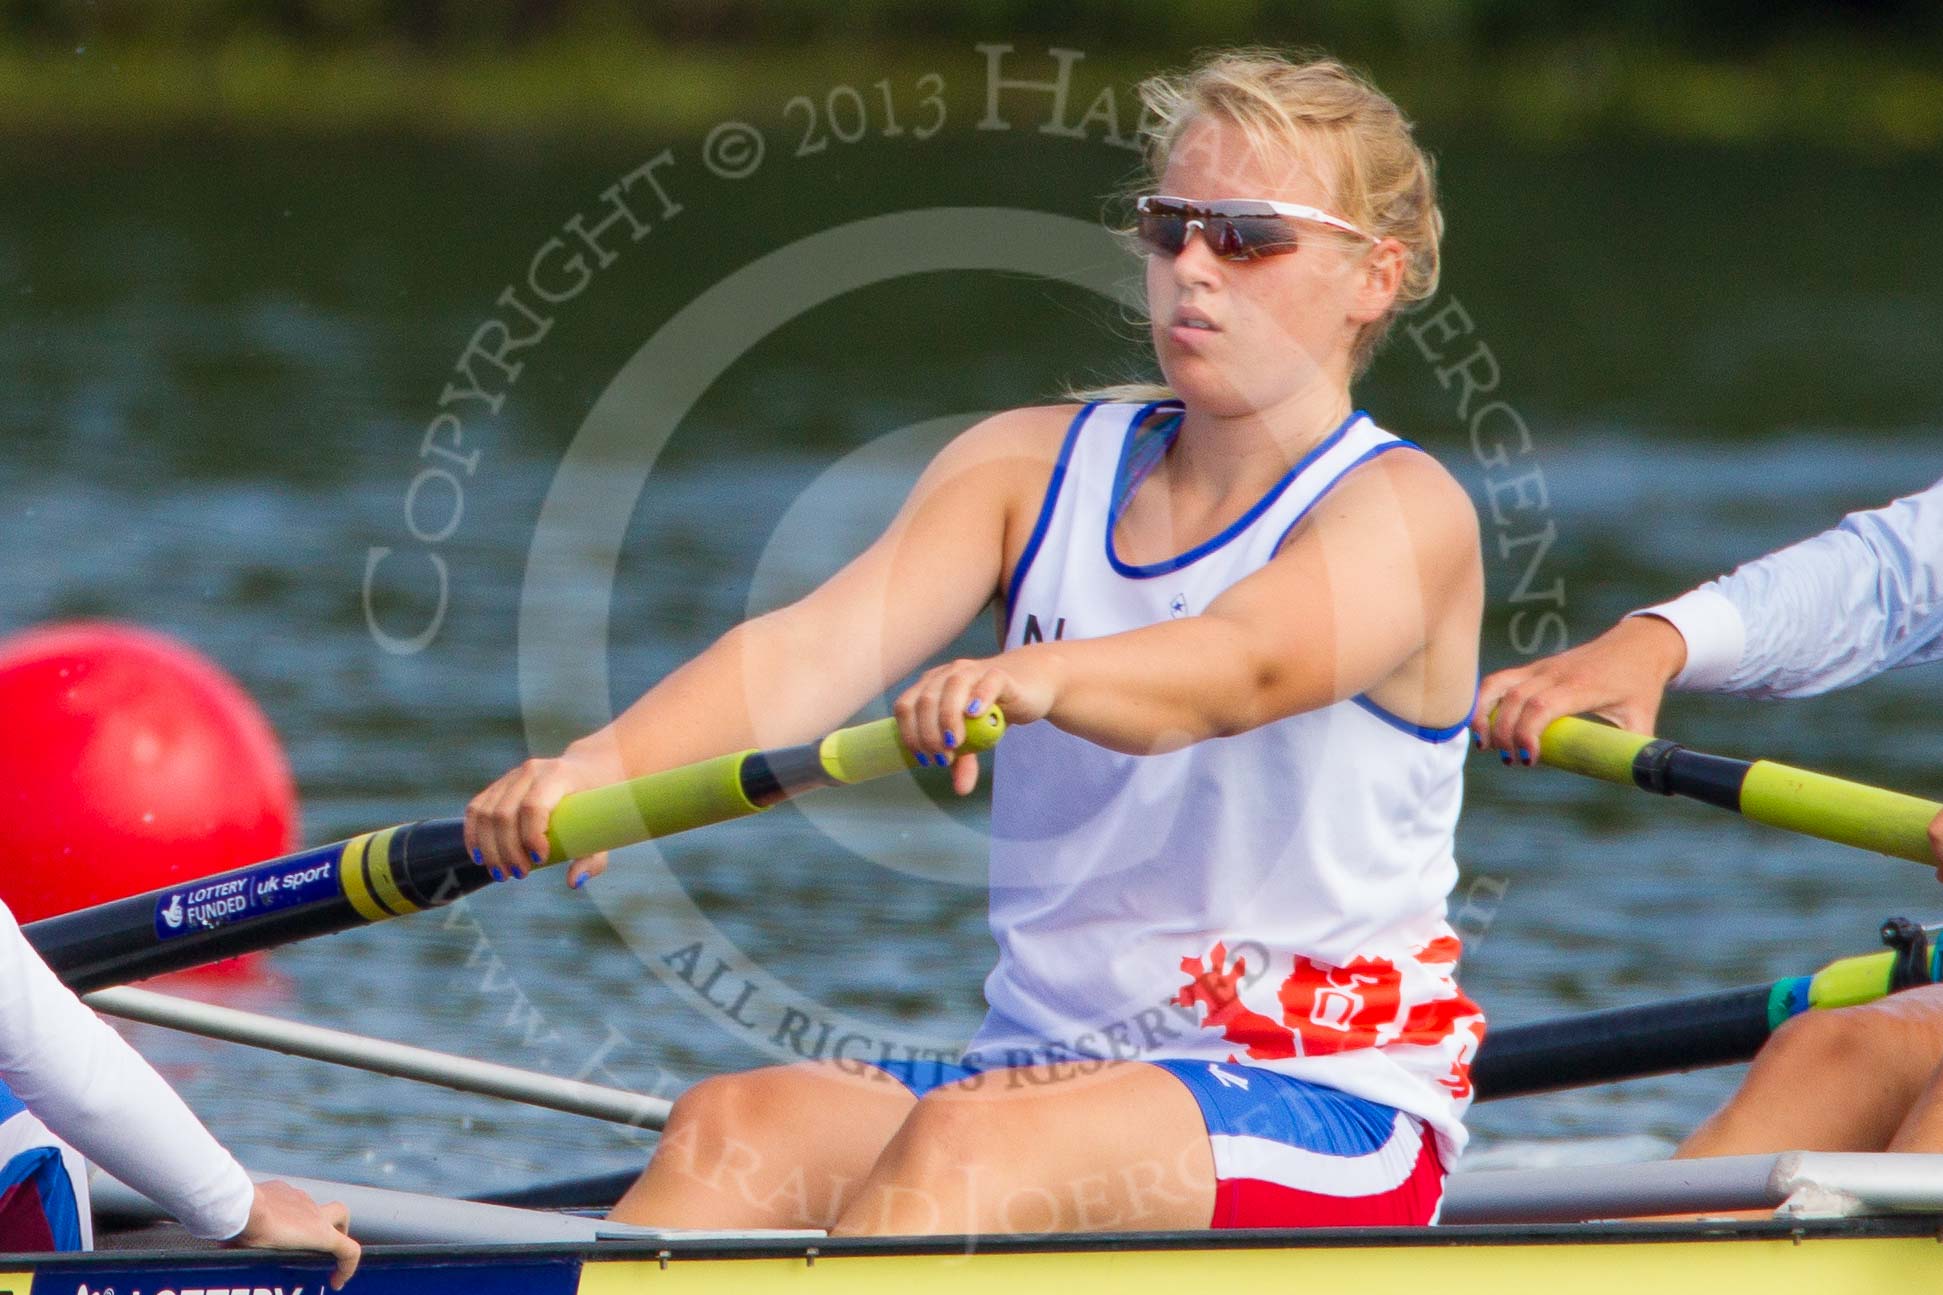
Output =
[
  {"x1": 1471, "y1": 985, "x2": 1772, "y2": 1101},
  {"x1": 1472, "y1": 923, "x2": 1940, "y2": 1102},
  {"x1": 26, "y1": 819, "x2": 481, "y2": 993}
]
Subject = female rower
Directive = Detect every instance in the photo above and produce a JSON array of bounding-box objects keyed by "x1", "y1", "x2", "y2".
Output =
[{"x1": 468, "y1": 50, "x2": 1484, "y2": 1234}]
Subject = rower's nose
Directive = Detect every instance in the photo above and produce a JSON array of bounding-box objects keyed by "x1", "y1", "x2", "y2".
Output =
[{"x1": 1172, "y1": 220, "x2": 1224, "y2": 287}]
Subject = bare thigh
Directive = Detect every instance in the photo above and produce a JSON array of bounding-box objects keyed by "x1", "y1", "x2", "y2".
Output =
[
  {"x1": 1678, "y1": 987, "x2": 1943, "y2": 1157},
  {"x1": 832, "y1": 1060, "x2": 1215, "y2": 1236},
  {"x1": 610, "y1": 1060, "x2": 916, "y2": 1229}
]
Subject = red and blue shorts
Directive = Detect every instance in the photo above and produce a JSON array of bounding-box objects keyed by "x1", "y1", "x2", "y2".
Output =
[
  {"x1": 867, "y1": 1056, "x2": 1445, "y2": 1229},
  {"x1": 0, "y1": 1081, "x2": 85, "y2": 1253}
]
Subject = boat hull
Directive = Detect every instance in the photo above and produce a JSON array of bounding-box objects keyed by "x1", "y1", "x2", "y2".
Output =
[{"x1": 11, "y1": 1218, "x2": 1942, "y2": 1295}]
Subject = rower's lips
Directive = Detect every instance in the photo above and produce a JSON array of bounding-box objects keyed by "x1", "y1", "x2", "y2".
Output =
[{"x1": 1167, "y1": 321, "x2": 1221, "y2": 348}]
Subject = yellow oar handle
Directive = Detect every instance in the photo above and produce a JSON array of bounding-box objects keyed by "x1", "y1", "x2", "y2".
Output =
[
  {"x1": 1530, "y1": 716, "x2": 1657, "y2": 785},
  {"x1": 547, "y1": 750, "x2": 756, "y2": 863},
  {"x1": 820, "y1": 705, "x2": 1007, "y2": 782},
  {"x1": 1539, "y1": 714, "x2": 1941, "y2": 866},
  {"x1": 543, "y1": 708, "x2": 1008, "y2": 863}
]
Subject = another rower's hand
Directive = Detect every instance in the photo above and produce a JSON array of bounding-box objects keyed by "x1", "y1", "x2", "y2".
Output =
[
  {"x1": 1474, "y1": 615, "x2": 1689, "y2": 765},
  {"x1": 896, "y1": 651, "x2": 1057, "y2": 795},
  {"x1": 234, "y1": 1179, "x2": 360, "y2": 1289},
  {"x1": 466, "y1": 740, "x2": 625, "y2": 886}
]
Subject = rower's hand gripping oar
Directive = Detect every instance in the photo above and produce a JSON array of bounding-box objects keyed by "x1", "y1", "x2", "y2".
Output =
[
  {"x1": 25, "y1": 709, "x2": 1007, "y2": 993},
  {"x1": 1528, "y1": 714, "x2": 1942, "y2": 866}
]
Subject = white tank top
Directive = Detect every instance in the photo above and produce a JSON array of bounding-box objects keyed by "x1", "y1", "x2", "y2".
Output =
[{"x1": 965, "y1": 400, "x2": 1483, "y2": 1159}]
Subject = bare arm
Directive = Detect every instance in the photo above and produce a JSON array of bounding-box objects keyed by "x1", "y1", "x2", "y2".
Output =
[
  {"x1": 899, "y1": 448, "x2": 1483, "y2": 781},
  {"x1": 466, "y1": 406, "x2": 1067, "y2": 879}
]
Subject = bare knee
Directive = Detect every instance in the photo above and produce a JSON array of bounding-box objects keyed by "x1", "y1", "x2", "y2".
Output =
[
  {"x1": 665, "y1": 1070, "x2": 756, "y2": 1134},
  {"x1": 666, "y1": 1064, "x2": 860, "y2": 1147},
  {"x1": 1764, "y1": 1001, "x2": 1932, "y2": 1077},
  {"x1": 631, "y1": 1068, "x2": 836, "y2": 1221},
  {"x1": 1764, "y1": 1006, "x2": 1878, "y2": 1069}
]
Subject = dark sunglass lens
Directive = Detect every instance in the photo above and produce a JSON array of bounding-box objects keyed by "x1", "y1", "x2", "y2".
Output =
[
  {"x1": 1228, "y1": 216, "x2": 1299, "y2": 258},
  {"x1": 1136, "y1": 211, "x2": 1188, "y2": 256},
  {"x1": 1209, "y1": 219, "x2": 1248, "y2": 259}
]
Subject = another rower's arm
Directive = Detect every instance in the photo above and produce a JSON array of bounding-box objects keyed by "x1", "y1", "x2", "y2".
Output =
[
  {"x1": 1477, "y1": 471, "x2": 1943, "y2": 763},
  {"x1": 0, "y1": 899, "x2": 256, "y2": 1240},
  {"x1": 905, "y1": 448, "x2": 1481, "y2": 761},
  {"x1": 1638, "y1": 473, "x2": 1943, "y2": 698}
]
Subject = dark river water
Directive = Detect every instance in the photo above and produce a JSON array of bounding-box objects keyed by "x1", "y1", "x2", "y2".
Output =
[{"x1": 2, "y1": 94, "x2": 1939, "y2": 1197}]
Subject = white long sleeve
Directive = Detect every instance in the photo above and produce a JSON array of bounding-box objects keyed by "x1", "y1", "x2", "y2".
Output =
[
  {"x1": 0, "y1": 900, "x2": 255, "y2": 1240},
  {"x1": 1634, "y1": 474, "x2": 1943, "y2": 698}
]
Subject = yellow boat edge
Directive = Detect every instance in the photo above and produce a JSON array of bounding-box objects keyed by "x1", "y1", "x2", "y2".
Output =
[{"x1": 13, "y1": 1218, "x2": 1943, "y2": 1295}]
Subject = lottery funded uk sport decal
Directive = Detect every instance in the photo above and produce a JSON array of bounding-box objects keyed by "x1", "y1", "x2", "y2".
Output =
[
  {"x1": 152, "y1": 844, "x2": 342, "y2": 941},
  {"x1": 42, "y1": 1254, "x2": 580, "y2": 1295}
]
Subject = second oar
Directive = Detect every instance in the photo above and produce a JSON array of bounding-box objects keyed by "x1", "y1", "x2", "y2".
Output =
[
  {"x1": 1473, "y1": 916, "x2": 1941, "y2": 1100},
  {"x1": 1536, "y1": 714, "x2": 1941, "y2": 866}
]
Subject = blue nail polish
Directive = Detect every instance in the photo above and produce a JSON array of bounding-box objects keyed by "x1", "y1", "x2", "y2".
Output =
[
  {"x1": 966, "y1": 699, "x2": 984, "y2": 716},
  {"x1": 1500, "y1": 752, "x2": 1512, "y2": 766},
  {"x1": 571, "y1": 873, "x2": 587, "y2": 889},
  {"x1": 471, "y1": 847, "x2": 483, "y2": 865},
  {"x1": 943, "y1": 730, "x2": 956, "y2": 748},
  {"x1": 1519, "y1": 749, "x2": 1534, "y2": 766},
  {"x1": 529, "y1": 849, "x2": 543, "y2": 865},
  {"x1": 490, "y1": 868, "x2": 505, "y2": 882}
]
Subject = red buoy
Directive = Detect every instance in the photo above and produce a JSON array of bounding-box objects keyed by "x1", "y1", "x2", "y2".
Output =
[{"x1": 0, "y1": 622, "x2": 298, "y2": 926}]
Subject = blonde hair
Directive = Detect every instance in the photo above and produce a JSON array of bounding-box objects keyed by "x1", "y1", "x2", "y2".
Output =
[{"x1": 1075, "y1": 49, "x2": 1442, "y2": 402}]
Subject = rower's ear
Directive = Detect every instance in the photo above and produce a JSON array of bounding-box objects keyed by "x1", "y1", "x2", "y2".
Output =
[{"x1": 1349, "y1": 237, "x2": 1406, "y2": 324}]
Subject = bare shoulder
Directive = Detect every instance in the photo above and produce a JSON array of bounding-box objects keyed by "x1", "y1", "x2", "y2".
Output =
[
  {"x1": 1322, "y1": 440, "x2": 1480, "y2": 552},
  {"x1": 896, "y1": 404, "x2": 1088, "y2": 542},
  {"x1": 914, "y1": 404, "x2": 1084, "y2": 517},
  {"x1": 938, "y1": 403, "x2": 1083, "y2": 468}
]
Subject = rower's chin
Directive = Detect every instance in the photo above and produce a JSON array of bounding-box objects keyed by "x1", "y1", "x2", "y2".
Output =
[{"x1": 1157, "y1": 348, "x2": 1233, "y2": 398}]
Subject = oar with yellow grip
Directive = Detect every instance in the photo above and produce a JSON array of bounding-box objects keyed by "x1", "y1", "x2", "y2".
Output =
[
  {"x1": 1533, "y1": 714, "x2": 1942, "y2": 865},
  {"x1": 23, "y1": 708, "x2": 1007, "y2": 993}
]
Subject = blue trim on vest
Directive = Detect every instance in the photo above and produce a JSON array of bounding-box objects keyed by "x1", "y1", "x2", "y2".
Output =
[
  {"x1": 1107, "y1": 409, "x2": 1368, "y2": 579},
  {"x1": 1352, "y1": 694, "x2": 1474, "y2": 743},
  {"x1": 0, "y1": 1079, "x2": 25, "y2": 1124},
  {"x1": 1002, "y1": 402, "x2": 1095, "y2": 639},
  {"x1": 1106, "y1": 400, "x2": 1185, "y2": 522}
]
